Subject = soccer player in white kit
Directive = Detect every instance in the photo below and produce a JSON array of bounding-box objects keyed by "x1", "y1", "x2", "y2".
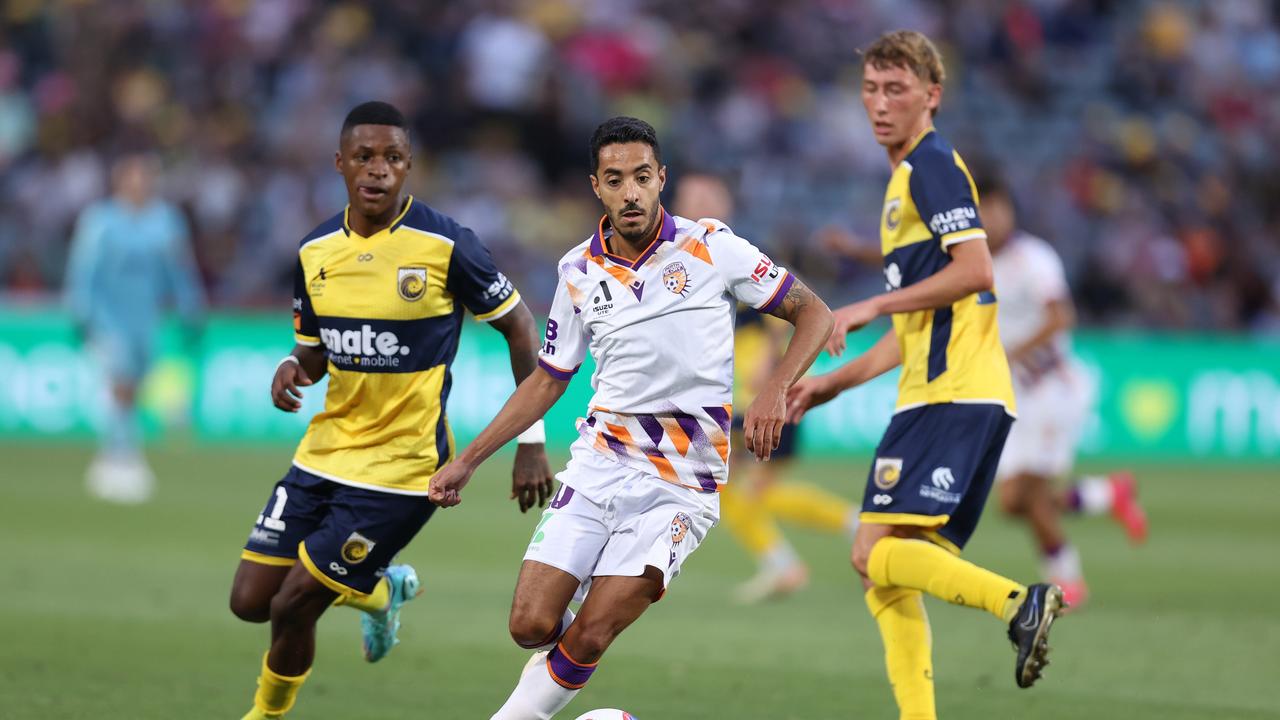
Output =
[
  {"x1": 982, "y1": 175, "x2": 1148, "y2": 608},
  {"x1": 428, "y1": 117, "x2": 833, "y2": 719}
]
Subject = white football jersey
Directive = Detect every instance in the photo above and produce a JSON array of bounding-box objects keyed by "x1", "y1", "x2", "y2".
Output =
[
  {"x1": 991, "y1": 232, "x2": 1075, "y2": 386},
  {"x1": 537, "y1": 209, "x2": 793, "y2": 495}
]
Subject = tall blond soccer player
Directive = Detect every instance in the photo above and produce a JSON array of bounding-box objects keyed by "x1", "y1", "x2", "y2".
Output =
[{"x1": 788, "y1": 31, "x2": 1067, "y2": 718}]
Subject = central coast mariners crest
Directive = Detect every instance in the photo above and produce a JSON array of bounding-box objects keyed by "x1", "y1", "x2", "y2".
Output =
[
  {"x1": 398, "y1": 267, "x2": 427, "y2": 301},
  {"x1": 662, "y1": 261, "x2": 690, "y2": 295},
  {"x1": 341, "y1": 531, "x2": 376, "y2": 564},
  {"x1": 874, "y1": 457, "x2": 903, "y2": 490},
  {"x1": 883, "y1": 197, "x2": 902, "y2": 231}
]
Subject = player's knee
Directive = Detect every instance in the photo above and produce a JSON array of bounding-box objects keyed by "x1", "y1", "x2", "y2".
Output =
[
  {"x1": 269, "y1": 583, "x2": 327, "y2": 627},
  {"x1": 850, "y1": 543, "x2": 873, "y2": 578},
  {"x1": 269, "y1": 588, "x2": 302, "y2": 626},
  {"x1": 998, "y1": 481, "x2": 1023, "y2": 516},
  {"x1": 563, "y1": 619, "x2": 617, "y2": 664},
  {"x1": 999, "y1": 476, "x2": 1030, "y2": 516},
  {"x1": 229, "y1": 586, "x2": 271, "y2": 623},
  {"x1": 508, "y1": 608, "x2": 560, "y2": 648}
]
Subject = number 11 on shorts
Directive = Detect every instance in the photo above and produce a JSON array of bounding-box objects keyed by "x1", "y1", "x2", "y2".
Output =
[{"x1": 257, "y1": 486, "x2": 288, "y2": 532}]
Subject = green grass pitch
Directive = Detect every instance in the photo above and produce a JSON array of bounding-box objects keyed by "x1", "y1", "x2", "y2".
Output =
[{"x1": 2, "y1": 444, "x2": 1276, "y2": 719}]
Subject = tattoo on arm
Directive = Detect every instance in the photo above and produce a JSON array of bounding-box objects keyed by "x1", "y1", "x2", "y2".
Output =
[{"x1": 769, "y1": 277, "x2": 816, "y2": 322}]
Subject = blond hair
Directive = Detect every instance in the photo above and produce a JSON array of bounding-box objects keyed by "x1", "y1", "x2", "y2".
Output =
[{"x1": 861, "y1": 30, "x2": 946, "y2": 86}]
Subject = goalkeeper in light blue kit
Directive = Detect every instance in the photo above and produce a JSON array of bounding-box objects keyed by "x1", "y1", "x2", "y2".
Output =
[{"x1": 64, "y1": 152, "x2": 205, "y2": 503}]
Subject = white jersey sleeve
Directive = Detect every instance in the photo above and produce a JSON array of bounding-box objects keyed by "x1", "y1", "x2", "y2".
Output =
[
  {"x1": 1022, "y1": 236, "x2": 1070, "y2": 304},
  {"x1": 703, "y1": 220, "x2": 794, "y2": 313},
  {"x1": 537, "y1": 264, "x2": 590, "y2": 380}
]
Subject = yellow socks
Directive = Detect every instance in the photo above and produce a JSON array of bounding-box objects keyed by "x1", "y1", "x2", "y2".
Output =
[
  {"x1": 242, "y1": 652, "x2": 310, "y2": 719},
  {"x1": 331, "y1": 576, "x2": 390, "y2": 613},
  {"x1": 866, "y1": 586, "x2": 936, "y2": 720},
  {"x1": 720, "y1": 483, "x2": 783, "y2": 556},
  {"x1": 868, "y1": 536, "x2": 1025, "y2": 622},
  {"x1": 761, "y1": 482, "x2": 856, "y2": 534}
]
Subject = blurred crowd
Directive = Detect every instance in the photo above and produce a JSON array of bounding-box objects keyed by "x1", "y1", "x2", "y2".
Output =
[{"x1": 1, "y1": 0, "x2": 1278, "y2": 331}]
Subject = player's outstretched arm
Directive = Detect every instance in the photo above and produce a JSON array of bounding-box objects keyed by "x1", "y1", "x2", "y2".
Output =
[
  {"x1": 487, "y1": 300, "x2": 556, "y2": 512},
  {"x1": 488, "y1": 299, "x2": 541, "y2": 382},
  {"x1": 271, "y1": 344, "x2": 328, "y2": 412},
  {"x1": 428, "y1": 367, "x2": 569, "y2": 508},
  {"x1": 788, "y1": 328, "x2": 900, "y2": 423},
  {"x1": 741, "y1": 277, "x2": 834, "y2": 461},
  {"x1": 826, "y1": 239, "x2": 994, "y2": 356}
]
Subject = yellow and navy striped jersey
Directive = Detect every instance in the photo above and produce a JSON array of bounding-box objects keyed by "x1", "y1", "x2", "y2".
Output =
[
  {"x1": 291, "y1": 196, "x2": 521, "y2": 494},
  {"x1": 879, "y1": 128, "x2": 1015, "y2": 415}
]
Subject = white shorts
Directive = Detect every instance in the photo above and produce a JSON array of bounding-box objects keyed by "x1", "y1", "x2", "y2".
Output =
[
  {"x1": 998, "y1": 365, "x2": 1093, "y2": 481},
  {"x1": 522, "y1": 445, "x2": 719, "y2": 593}
]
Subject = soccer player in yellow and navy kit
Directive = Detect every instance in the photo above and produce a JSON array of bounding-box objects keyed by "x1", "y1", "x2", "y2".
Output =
[
  {"x1": 226, "y1": 102, "x2": 554, "y2": 720},
  {"x1": 788, "y1": 32, "x2": 1066, "y2": 718}
]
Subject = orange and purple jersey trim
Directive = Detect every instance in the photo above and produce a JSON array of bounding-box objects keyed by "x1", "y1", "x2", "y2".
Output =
[{"x1": 579, "y1": 405, "x2": 732, "y2": 492}]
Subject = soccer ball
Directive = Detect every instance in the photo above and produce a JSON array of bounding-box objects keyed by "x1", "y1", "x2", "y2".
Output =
[{"x1": 573, "y1": 710, "x2": 636, "y2": 720}]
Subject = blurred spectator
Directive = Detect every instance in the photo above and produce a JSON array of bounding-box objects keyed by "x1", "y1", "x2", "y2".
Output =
[{"x1": 0, "y1": 0, "x2": 1276, "y2": 333}]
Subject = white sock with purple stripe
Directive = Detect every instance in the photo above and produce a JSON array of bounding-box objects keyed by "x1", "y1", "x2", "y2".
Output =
[
  {"x1": 1041, "y1": 543, "x2": 1083, "y2": 583},
  {"x1": 491, "y1": 642, "x2": 595, "y2": 720},
  {"x1": 1071, "y1": 475, "x2": 1113, "y2": 515}
]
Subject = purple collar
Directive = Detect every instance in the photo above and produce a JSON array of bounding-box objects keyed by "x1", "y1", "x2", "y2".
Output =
[{"x1": 589, "y1": 207, "x2": 676, "y2": 268}]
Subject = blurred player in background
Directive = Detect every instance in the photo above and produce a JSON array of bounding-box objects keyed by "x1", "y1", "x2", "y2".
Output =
[
  {"x1": 63, "y1": 152, "x2": 205, "y2": 504},
  {"x1": 788, "y1": 31, "x2": 1065, "y2": 718},
  {"x1": 674, "y1": 172, "x2": 859, "y2": 604},
  {"x1": 981, "y1": 175, "x2": 1149, "y2": 608},
  {"x1": 429, "y1": 116, "x2": 833, "y2": 720},
  {"x1": 227, "y1": 102, "x2": 553, "y2": 720}
]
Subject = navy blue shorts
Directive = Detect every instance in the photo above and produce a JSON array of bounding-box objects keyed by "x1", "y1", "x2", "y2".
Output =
[
  {"x1": 241, "y1": 466, "x2": 436, "y2": 595},
  {"x1": 860, "y1": 403, "x2": 1013, "y2": 552}
]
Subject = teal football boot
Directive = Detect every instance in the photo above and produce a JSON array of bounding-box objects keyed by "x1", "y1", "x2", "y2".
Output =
[{"x1": 361, "y1": 564, "x2": 422, "y2": 662}]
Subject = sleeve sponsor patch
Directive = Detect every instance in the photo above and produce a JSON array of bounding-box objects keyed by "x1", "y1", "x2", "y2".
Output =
[
  {"x1": 928, "y1": 207, "x2": 979, "y2": 236},
  {"x1": 750, "y1": 255, "x2": 775, "y2": 282},
  {"x1": 483, "y1": 272, "x2": 514, "y2": 302}
]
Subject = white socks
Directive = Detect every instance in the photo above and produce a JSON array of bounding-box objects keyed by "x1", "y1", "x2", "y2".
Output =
[
  {"x1": 1076, "y1": 476, "x2": 1114, "y2": 515},
  {"x1": 762, "y1": 542, "x2": 801, "y2": 574},
  {"x1": 1042, "y1": 544, "x2": 1083, "y2": 583},
  {"x1": 844, "y1": 508, "x2": 861, "y2": 539},
  {"x1": 492, "y1": 643, "x2": 593, "y2": 720}
]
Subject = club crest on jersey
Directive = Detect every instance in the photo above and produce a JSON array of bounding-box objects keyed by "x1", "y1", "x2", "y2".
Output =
[
  {"x1": 662, "y1": 261, "x2": 690, "y2": 295},
  {"x1": 670, "y1": 512, "x2": 693, "y2": 544},
  {"x1": 398, "y1": 267, "x2": 427, "y2": 301},
  {"x1": 340, "y1": 531, "x2": 376, "y2": 564},
  {"x1": 874, "y1": 457, "x2": 903, "y2": 490},
  {"x1": 884, "y1": 197, "x2": 902, "y2": 231}
]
